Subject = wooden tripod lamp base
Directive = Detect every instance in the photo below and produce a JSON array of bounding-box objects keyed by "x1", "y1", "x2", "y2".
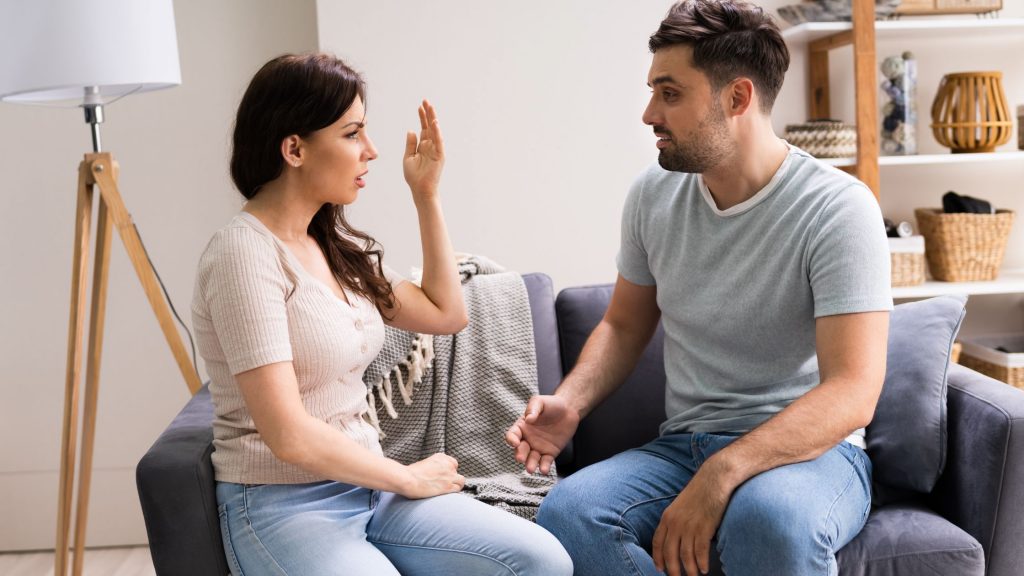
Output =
[{"x1": 55, "y1": 152, "x2": 202, "y2": 576}]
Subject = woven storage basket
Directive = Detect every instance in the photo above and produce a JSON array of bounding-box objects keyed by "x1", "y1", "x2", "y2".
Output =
[
  {"x1": 784, "y1": 120, "x2": 856, "y2": 158},
  {"x1": 889, "y1": 236, "x2": 925, "y2": 287},
  {"x1": 959, "y1": 334, "x2": 1024, "y2": 390},
  {"x1": 914, "y1": 208, "x2": 1014, "y2": 281}
]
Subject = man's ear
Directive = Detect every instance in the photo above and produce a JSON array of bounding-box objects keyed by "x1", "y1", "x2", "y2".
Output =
[
  {"x1": 726, "y1": 78, "x2": 754, "y2": 116},
  {"x1": 280, "y1": 135, "x2": 304, "y2": 168}
]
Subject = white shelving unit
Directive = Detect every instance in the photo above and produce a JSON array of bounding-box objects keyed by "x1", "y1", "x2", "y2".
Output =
[
  {"x1": 893, "y1": 269, "x2": 1024, "y2": 299},
  {"x1": 821, "y1": 150, "x2": 1024, "y2": 167},
  {"x1": 784, "y1": 16, "x2": 1024, "y2": 301},
  {"x1": 781, "y1": 18, "x2": 1024, "y2": 45}
]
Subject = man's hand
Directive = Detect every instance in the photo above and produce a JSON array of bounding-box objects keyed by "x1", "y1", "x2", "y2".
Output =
[
  {"x1": 652, "y1": 460, "x2": 734, "y2": 576},
  {"x1": 505, "y1": 395, "x2": 580, "y2": 475}
]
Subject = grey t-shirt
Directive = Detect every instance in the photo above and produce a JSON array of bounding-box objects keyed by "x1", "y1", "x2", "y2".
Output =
[{"x1": 617, "y1": 146, "x2": 892, "y2": 446}]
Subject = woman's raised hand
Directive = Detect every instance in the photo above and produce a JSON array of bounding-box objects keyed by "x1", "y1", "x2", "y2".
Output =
[
  {"x1": 402, "y1": 100, "x2": 445, "y2": 204},
  {"x1": 402, "y1": 452, "x2": 464, "y2": 499}
]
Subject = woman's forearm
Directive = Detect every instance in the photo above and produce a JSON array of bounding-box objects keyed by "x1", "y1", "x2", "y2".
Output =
[
  {"x1": 274, "y1": 415, "x2": 414, "y2": 494},
  {"x1": 414, "y1": 196, "x2": 465, "y2": 326}
]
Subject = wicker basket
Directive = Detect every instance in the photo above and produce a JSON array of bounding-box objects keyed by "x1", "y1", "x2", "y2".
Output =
[
  {"x1": 784, "y1": 120, "x2": 856, "y2": 158},
  {"x1": 914, "y1": 208, "x2": 1014, "y2": 281},
  {"x1": 959, "y1": 334, "x2": 1024, "y2": 390},
  {"x1": 889, "y1": 236, "x2": 925, "y2": 287}
]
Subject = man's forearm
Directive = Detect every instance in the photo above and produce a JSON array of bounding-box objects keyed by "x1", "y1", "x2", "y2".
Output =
[
  {"x1": 707, "y1": 376, "x2": 877, "y2": 492},
  {"x1": 556, "y1": 317, "x2": 657, "y2": 419}
]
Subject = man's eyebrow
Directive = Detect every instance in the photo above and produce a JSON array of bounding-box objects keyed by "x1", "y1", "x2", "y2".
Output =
[{"x1": 647, "y1": 75, "x2": 681, "y2": 88}]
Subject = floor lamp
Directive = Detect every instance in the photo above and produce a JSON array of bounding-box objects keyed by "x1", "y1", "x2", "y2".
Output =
[{"x1": 0, "y1": 2, "x2": 201, "y2": 575}]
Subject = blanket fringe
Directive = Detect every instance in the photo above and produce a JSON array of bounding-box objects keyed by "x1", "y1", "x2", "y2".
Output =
[{"x1": 365, "y1": 332, "x2": 435, "y2": 436}]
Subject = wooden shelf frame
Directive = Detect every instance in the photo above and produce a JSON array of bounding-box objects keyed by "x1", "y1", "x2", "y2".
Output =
[{"x1": 807, "y1": 0, "x2": 880, "y2": 198}]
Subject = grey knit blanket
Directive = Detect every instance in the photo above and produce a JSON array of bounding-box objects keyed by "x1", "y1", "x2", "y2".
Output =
[{"x1": 363, "y1": 257, "x2": 556, "y2": 519}]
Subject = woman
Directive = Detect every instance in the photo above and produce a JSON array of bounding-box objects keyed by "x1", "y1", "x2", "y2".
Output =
[{"x1": 192, "y1": 53, "x2": 572, "y2": 576}]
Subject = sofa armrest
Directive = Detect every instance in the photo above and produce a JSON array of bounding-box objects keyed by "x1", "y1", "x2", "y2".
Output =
[
  {"x1": 136, "y1": 385, "x2": 228, "y2": 576},
  {"x1": 930, "y1": 363, "x2": 1024, "y2": 576}
]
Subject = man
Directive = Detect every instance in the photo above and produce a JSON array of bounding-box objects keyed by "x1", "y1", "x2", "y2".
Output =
[{"x1": 505, "y1": 1, "x2": 892, "y2": 575}]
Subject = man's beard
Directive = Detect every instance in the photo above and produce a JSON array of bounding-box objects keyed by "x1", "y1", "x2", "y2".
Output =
[{"x1": 656, "y1": 104, "x2": 731, "y2": 174}]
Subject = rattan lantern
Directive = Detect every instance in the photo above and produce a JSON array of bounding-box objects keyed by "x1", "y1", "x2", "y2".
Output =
[{"x1": 931, "y1": 71, "x2": 1014, "y2": 153}]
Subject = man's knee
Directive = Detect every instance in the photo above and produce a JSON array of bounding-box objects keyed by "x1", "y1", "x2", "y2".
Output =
[
  {"x1": 538, "y1": 469, "x2": 626, "y2": 544},
  {"x1": 718, "y1": 489, "x2": 833, "y2": 574},
  {"x1": 537, "y1": 476, "x2": 588, "y2": 536}
]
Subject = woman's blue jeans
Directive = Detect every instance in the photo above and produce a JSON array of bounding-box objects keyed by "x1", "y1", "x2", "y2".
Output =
[
  {"x1": 216, "y1": 480, "x2": 573, "y2": 576},
  {"x1": 537, "y1": 433, "x2": 872, "y2": 576}
]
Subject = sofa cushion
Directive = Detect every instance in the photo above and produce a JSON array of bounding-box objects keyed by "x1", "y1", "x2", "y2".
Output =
[
  {"x1": 522, "y1": 273, "x2": 562, "y2": 394},
  {"x1": 867, "y1": 295, "x2": 967, "y2": 500},
  {"x1": 837, "y1": 503, "x2": 984, "y2": 576},
  {"x1": 555, "y1": 284, "x2": 666, "y2": 475}
]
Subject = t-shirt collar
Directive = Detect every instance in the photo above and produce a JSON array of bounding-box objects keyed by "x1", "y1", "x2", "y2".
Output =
[{"x1": 697, "y1": 146, "x2": 794, "y2": 218}]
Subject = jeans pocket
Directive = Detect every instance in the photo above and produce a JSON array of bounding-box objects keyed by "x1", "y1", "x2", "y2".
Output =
[{"x1": 219, "y1": 503, "x2": 246, "y2": 576}]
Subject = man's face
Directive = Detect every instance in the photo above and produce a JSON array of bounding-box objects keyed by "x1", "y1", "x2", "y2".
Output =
[{"x1": 642, "y1": 44, "x2": 732, "y2": 173}]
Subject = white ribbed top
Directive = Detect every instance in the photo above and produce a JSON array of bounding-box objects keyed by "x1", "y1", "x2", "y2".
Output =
[{"x1": 192, "y1": 212, "x2": 403, "y2": 484}]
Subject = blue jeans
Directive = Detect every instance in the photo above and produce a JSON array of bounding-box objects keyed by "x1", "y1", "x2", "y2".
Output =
[
  {"x1": 216, "y1": 480, "x2": 573, "y2": 576},
  {"x1": 538, "y1": 433, "x2": 872, "y2": 576}
]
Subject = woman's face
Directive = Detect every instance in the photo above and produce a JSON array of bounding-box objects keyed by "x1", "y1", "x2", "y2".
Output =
[{"x1": 299, "y1": 95, "x2": 378, "y2": 206}]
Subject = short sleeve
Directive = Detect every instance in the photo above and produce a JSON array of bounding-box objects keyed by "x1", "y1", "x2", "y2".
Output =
[
  {"x1": 616, "y1": 175, "x2": 656, "y2": 286},
  {"x1": 197, "y1": 228, "x2": 294, "y2": 374},
  {"x1": 808, "y1": 185, "x2": 893, "y2": 317}
]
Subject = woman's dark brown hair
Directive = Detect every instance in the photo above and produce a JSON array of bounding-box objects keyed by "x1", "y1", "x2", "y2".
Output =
[
  {"x1": 649, "y1": 0, "x2": 790, "y2": 113},
  {"x1": 230, "y1": 53, "x2": 395, "y2": 315}
]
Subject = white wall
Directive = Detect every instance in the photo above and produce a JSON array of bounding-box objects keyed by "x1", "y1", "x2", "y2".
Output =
[
  {"x1": 319, "y1": 0, "x2": 1024, "y2": 337},
  {"x1": 0, "y1": 0, "x2": 318, "y2": 551},
  {"x1": 316, "y1": 0, "x2": 673, "y2": 289}
]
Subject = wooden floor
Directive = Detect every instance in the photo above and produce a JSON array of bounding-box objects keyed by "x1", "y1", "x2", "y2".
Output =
[{"x1": 0, "y1": 547, "x2": 155, "y2": 576}]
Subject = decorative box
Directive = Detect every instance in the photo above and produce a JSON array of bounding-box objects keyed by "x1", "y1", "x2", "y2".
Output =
[{"x1": 895, "y1": 0, "x2": 1002, "y2": 16}]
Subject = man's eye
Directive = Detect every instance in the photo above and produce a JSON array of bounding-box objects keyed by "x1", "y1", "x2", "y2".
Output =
[{"x1": 662, "y1": 91, "x2": 677, "y2": 100}]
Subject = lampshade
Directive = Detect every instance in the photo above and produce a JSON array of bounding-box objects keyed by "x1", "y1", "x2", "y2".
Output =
[{"x1": 0, "y1": 0, "x2": 181, "y2": 105}]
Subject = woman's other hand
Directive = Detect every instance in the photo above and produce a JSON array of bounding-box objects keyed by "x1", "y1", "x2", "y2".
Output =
[
  {"x1": 402, "y1": 452, "x2": 464, "y2": 499},
  {"x1": 402, "y1": 100, "x2": 445, "y2": 204}
]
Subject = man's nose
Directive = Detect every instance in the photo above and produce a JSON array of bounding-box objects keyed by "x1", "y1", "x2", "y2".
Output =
[{"x1": 642, "y1": 99, "x2": 659, "y2": 126}]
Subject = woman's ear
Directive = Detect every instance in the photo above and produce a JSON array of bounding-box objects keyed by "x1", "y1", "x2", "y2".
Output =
[{"x1": 280, "y1": 135, "x2": 303, "y2": 168}]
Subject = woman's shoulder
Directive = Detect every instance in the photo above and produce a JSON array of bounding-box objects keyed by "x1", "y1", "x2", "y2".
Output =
[{"x1": 198, "y1": 214, "x2": 284, "y2": 274}]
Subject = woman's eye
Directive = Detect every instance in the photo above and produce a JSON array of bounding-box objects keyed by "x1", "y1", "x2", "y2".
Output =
[{"x1": 346, "y1": 131, "x2": 360, "y2": 140}]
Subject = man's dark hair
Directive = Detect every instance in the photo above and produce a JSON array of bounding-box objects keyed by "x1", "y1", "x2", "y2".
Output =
[{"x1": 649, "y1": 0, "x2": 790, "y2": 113}]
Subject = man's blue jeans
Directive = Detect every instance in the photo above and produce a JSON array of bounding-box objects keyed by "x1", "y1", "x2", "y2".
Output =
[
  {"x1": 216, "y1": 480, "x2": 573, "y2": 575},
  {"x1": 538, "y1": 433, "x2": 872, "y2": 576}
]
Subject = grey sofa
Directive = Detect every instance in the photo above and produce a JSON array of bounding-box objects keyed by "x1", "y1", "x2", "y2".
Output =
[{"x1": 138, "y1": 274, "x2": 1024, "y2": 575}]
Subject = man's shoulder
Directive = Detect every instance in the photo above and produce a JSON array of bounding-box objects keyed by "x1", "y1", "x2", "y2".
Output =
[{"x1": 785, "y1": 146, "x2": 867, "y2": 198}]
